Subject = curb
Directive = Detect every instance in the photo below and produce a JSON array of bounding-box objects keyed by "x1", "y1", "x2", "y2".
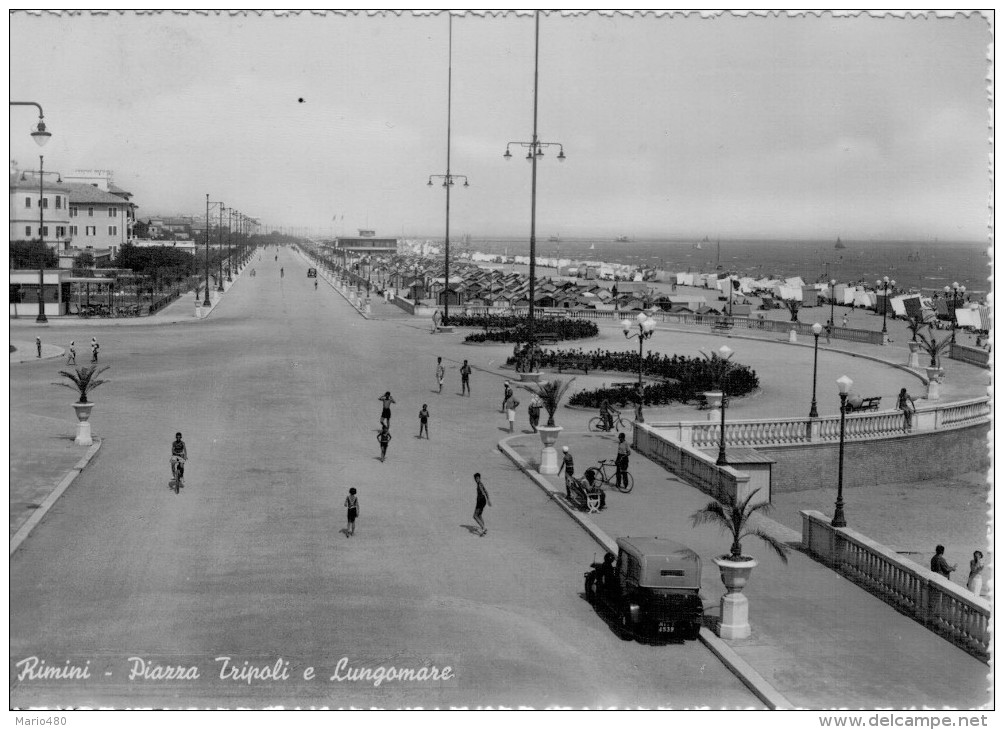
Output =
[
  {"x1": 10, "y1": 342, "x2": 65, "y2": 364},
  {"x1": 496, "y1": 434, "x2": 794, "y2": 710},
  {"x1": 10, "y1": 439, "x2": 103, "y2": 556},
  {"x1": 296, "y1": 250, "x2": 372, "y2": 320}
]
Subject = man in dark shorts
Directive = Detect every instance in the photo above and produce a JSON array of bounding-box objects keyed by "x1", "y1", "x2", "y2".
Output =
[
  {"x1": 460, "y1": 360, "x2": 472, "y2": 396},
  {"x1": 502, "y1": 381, "x2": 513, "y2": 413},
  {"x1": 170, "y1": 432, "x2": 188, "y2": 486},
  {"x1": 377, "y1": 425, "x2": 392, "y2": 462},
  {"x1": 436, "y1": 357, "x2": 446, "y2": 393},
  {"x1": 473, "y1": 473, "x2": 491, "y2": 536},
  {"x1": 418, "y1": 404, "x2": 430, "y2": 439},
  {"x1": 378, "y1": 391, "x2": 396, "y2": 428},
  {"x1": 557, "y1": 446, "x2": 575, "y2": 499},
  {"x1": 344, "y1": 487, "x2": 359, "y2": 537}
]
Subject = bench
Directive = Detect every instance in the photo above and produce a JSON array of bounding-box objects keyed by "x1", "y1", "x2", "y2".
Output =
[
  {"x1": 556, "y1": 357, "x2": 591, "y2": 374},
  {"x1": 711, "y1": 318, "x2": 733, "y2": 333},
  {"x1": 565, "y1": 476, "x2": 602, "y2": 514},
  {"x1": 845, "y1": 396, "x2": 882, "y2": 413}
]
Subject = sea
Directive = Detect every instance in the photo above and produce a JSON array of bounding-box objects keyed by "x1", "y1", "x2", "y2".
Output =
[{"x1": 457, "y1": 237, "x2": 991, "y2": 298}]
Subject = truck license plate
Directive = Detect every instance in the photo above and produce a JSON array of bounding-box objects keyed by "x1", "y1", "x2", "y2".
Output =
[{"x1": 658, "y1": 625, "x2": 675, "y2": 633}]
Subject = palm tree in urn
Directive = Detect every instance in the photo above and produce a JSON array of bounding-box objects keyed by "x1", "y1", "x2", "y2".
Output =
[
  {"x1": 520, "y1": 377, "x2": 575, "y2": 427},
  {"x1": 690, "y1": 488, "x2": 790, "y2": 563},
  {"x1": 54, "y1": 365, "x2": 110, "y2": 404},
  {"x1": 915, "y1": 327, "x2": 952, "y2": 368},
  {"x1": 905, "y1": 314, "x2": 927, "y2": 342}
]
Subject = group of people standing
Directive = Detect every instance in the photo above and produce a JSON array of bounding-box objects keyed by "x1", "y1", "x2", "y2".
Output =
[{"x1": 930, "y1": 545, "x2": 986, "y2": 596}]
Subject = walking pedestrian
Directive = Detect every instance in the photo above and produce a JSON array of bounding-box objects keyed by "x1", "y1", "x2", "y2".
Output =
[
  {"x1": 841, "y1": 314, "x2": 848, "y2": 328},
  {"x1": 67, "y1": 340, "x2": 76, "y2": 365},
  {"x1": 460, "y1": 360, "x2": 472, "y2": 396},
  {"x1": 280, "y1": 267, "x2": 284, "y2": 278},
  {"x1": 378, "y1": 391, "x2": 396, "y2": 428},
  {"x1": 502, "y1": 381, "x2": 513, "y2": 413},
  {"x1": 435, "y1": 357, "x2": 445, "y2": 394},
  {"x1": 615, "y1": 432, "x2": 631, "y2": 491},
  {"x1": 504, "y1": 393, "x2": 519, "y2": 433},
  {"x1": 557, "y1": 446, "x2": 575, "y2": 499},
  {"x1": 377, "y1": 425, "x2": 392, "y2": 462},
  {"x1": 314, "y1": 279, "x2": 318, "y2": 290},
  {"x1": 897, "y1": 388, "x2": 916, "y2": 433},
  {"x1": 35, "y1": 336, "x2": 41, "y2": 358},
  {"x1": 966, "y1": 550, "x2": 985, "y2": 596},
  {"x1": 527, "y1": 393, "x2": 542, "y2": 433},
  {"x1": 824, "y1": 322, "x2": 832, "y2": 344},
  {"x1": 930, "y1": 545, "x2": 957, "y2": 580},
  {"x1": 472, "y1": 473, "x2": 491, "y2": 537},
  {"x1": 431, "y1": 309, "x2": 441, "y2": 334},
  {"x1": 344, "y1": 487, "x2": 359, "y2": 537},
  {"x1": 90, "y1": 337, "x2": 99, "y2": 363},
  {"x1": 419, "y1": 404, "x2": 430, "y2": 439}
]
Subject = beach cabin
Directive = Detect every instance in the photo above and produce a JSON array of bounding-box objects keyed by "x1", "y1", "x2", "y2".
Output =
[{"x1": 801, "y1": 286, "x2": 821, "y2": 307}]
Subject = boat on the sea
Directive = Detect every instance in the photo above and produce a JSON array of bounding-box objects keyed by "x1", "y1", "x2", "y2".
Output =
[
  {"x1": 694, "y1": 235, "x2": 708, "y2": 250},
  {"x1": 834, "y1": 237, "x2": 846, "y2": 250},
  {"x1": 548, "y1": 234, "x2": 560, "y2": 242},
  {"x1": 614, "y1": 235, "x2": 630, "y2": 242}
]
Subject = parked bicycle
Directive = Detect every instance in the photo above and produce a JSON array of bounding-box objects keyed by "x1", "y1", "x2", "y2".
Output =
[
  {"x1": 593, "y1": 458, "x2": 633, "y2": 493},
  {"x1": 588, "y1": 414, "x2": 630, "y2": 433}
]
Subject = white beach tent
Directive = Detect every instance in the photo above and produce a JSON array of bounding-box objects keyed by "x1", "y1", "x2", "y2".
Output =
[
  {"x1": 676, "y1": 272, "x2": 695, "y2": 286},
  {"x1": 853, "y1": 290, "x2": 874, "y2": 308}
]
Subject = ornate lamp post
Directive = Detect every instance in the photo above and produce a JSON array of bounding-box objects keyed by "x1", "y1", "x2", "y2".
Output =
[
  {"x1": 832, "y1": 375, "x2": 853, "y2": 527},
  {"x1": 809, "y1": 322, "x2": 823, "y2": 418},
  {"x1": 829, "y1": 278, "x2": 837, "y2": 328},
  {"x1": 715, "y1": 344, "x2": 734, "y2": 466},
  {"x1": 503, "y1": 9, "x2": 566, "y2": 375},
  {"x1": 217, "y1": 203, "x2": 226, "y2": 291},
  {"x1": 11, "y1": 102, "x2": 53, "y2": 322},
  {"x1": 943, "y1": 282, "x2": 965, "y2": 344},
  {"x1": 876, "y1": 276, "x2": 895, "y2": 339},
  {"x1": 427, "y1": 13, "x2": 469, "y2": 328},
  {"x1": 621, "y1": 313, "x2": 657, "y2": 422}
]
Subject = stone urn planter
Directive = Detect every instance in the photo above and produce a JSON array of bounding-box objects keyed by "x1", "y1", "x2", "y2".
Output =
[
  {"x1": 536, "y1": 425, "x2": 563, "y2": 474},
  {"x1": 713, "y1": 557, "x2": 758, "y2": 640},
  {"x1": 925, "y1": 366, "x2": 944, "y2": 401},
  {"x1": 908, "y1": 341, "x2": 921, "y2": 368},
  {"x1": 72, "y1": 402, "x2": 95, "y2": 446},
  {"x1": 703, "y1": 390, "x2": 723, "y2": 422}
]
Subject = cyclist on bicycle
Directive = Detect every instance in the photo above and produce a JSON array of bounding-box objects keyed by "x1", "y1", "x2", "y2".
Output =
[
  {"x1": 171, "y1": 432, "x2": 188, "y2": 484},
  {"x1": 599, "y1": 398, "x2": 619, "y2": 432}
]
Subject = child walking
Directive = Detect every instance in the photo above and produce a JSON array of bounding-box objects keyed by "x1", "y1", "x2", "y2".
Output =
[
  {"x1": 419, "y1": 404, "x2": 430, "y2": 439},
  {"x1": 377, "y1": 425, "x2": 392, "y2": 462},
  {"x1": 345, "y1": 488, "x2": 359, "y2": 537},
  {"x1": 67, "y1": 340, "x2": 76, "y2": 365}
]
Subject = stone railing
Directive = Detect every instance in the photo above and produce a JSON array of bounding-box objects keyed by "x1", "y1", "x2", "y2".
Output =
[
  {"x1": 949, "y1": 343, "x2": 990, "y2": 369},
  {"x1": 801, "y1": 510, "x2": 990, "y2": 660},
  {"x1": 633, "y1": 422, "x2": 769, "y2": 506},
  {"x1": 658, "y1": 397, "x2": 990, "y2": 450}
]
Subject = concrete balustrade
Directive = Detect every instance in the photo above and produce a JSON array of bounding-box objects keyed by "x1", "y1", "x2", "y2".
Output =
[{"x1": 801, "y1": 510, "x2": 990, "y2": 661}]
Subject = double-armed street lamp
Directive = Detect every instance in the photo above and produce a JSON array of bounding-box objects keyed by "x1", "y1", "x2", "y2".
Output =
[
  {"x1": 809, "y1": 322, "x2": 823, "y2": 418},
  {"x1": 503, "y1": 9, "x2": 566, "y2": 374},
  {"x1": 876, "y1": 276, "x2": 895, "y2": 339},
  {"x1": 944, "y1": 282, "x2": 966, "y2": 344},
  {"x1": 832, "y1": 374, "x2": 853, "y2": 527},
  {"x1": 11, "y1": 101, "x2": 53, "y2": 322},
  {"x1": 427, "y1": 12, "x2": 469, "y2": 328},
  {"x1": 621, "y1": 313, "x2": 657, "y2": 423},
  {"x1": 217, "y1": 204, "x2": 226, "y2": 291}
]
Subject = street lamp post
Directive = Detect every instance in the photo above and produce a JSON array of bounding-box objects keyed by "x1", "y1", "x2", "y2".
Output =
[
  {"x1": 809, "y1": 322, "x2": 823, "y2": 418},
  {"x1": 11, "y1": 102, "x2": 53, "y2": 322},
  {"x1": 427, "y1": 13, "x2": 469, "y2": 328},
  {"x1": 943, "y1": 282, "x2": 965, "y2": 344},
  {"x1": 217, "y1": 204, "x2": 225, "y2": 291},
  {"x1": 715, "y1": 344, "x2": 734, "y2": 466},
  {"x1": 829, "y1": 278, "x2": 837, "y2": 328},
  {"x1": 621, "y1": 313, "x2": 657, "y2": 422},
  {"x1": 203, "y1": 195, "x2": 212, "y2": 306},
  {"x1": 832, "y1": 375, "x2": 853, "y2": 527},
  {"x1": 503, "y1": 9, "x2": 565, "y2": 374},
  {"x1": 876, "y1": 276, "x2": 895, "y2": 340},
  {"x1": 227, "y1": 208, "x2": 233, "y2": 282}
]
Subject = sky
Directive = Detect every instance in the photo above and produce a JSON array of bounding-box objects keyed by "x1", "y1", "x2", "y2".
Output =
[{"x1": 9, "y1": 10, "x2": 992, "y2": 242}]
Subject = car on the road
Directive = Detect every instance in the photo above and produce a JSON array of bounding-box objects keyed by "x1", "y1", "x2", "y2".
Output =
[
  {"x1": 307, "y1": 267, "x2": 317, "y2": 278},
  {"x1": 585, "y1": 536, "x2": 704, "y2": 640}
]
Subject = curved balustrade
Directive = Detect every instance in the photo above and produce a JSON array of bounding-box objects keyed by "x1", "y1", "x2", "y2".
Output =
[{"x1": 667, "y1": 396, "x2": 989, "y2": 449}]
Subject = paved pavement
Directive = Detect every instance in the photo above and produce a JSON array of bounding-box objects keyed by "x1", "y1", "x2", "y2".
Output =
[
  {"x1": 8, "y1": 245, "x2": 991, "y2": 708},
  {"x1": 9, "y1": 246, "x2": 761, "y2": 708}
]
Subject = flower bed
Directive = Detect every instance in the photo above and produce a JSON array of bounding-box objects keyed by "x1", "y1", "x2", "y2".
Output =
[{"x1": 507, "y1": 348, "x2": 758, "y2": 407}]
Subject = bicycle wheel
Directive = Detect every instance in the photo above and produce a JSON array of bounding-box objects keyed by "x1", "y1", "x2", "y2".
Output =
[
  {"x1": 587, "y1": 417, "x2": 603, "y2": 432},
  {"x1": 612, "y1": 471, "x2": 634, "y2": 493}
]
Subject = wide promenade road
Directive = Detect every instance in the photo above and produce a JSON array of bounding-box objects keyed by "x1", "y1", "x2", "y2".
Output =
[{"x1": 10, "y1": 248, "x2": 760, "y2": 708}]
